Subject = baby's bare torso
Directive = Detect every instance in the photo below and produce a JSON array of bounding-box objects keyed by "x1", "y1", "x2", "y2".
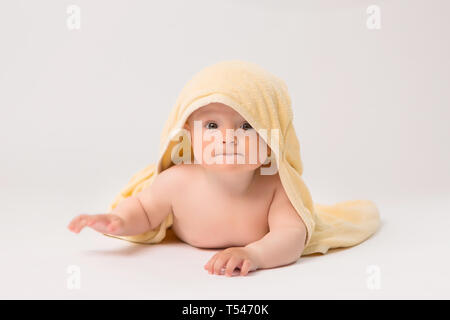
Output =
[{"x1": 169, "y1": 164, "x2": 278, "y2": 249}]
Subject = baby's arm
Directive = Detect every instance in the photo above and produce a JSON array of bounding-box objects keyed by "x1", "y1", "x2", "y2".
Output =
[
  {"x1": 67, "y1": 168, "x2": 175, "y2": 236},
  {"x1": 205, "y1": 179, "x2": 307, "y2": 276},
  {"x1": 244, "y1": 183, "x2": 307, "y2": 269}
]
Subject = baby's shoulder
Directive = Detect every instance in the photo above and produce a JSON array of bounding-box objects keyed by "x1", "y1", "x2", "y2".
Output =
[
  {"x1": 155, "y1": 163, "x2": 198, "y2": 185},
  {"x1": 144, "y1": 163, "x2": 194, "y2": 198}
]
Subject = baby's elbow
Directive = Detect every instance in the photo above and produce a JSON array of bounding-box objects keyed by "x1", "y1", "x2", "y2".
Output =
[
  {"x1": 286, "y1": 225, "x2": 307, "y2": 246},
  {"x1": 289, "y1": 227, "x2": 307, "y2": 258}
]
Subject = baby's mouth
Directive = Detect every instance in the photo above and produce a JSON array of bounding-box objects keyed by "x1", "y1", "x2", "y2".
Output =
[{"x1": 214, "y1": 153, "x2": 243, "y2": 156}]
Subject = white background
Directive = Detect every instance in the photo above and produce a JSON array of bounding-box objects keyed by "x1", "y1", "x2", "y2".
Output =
[{"x1": 1, "y1": 0, "x2": 449, "y2": 299}]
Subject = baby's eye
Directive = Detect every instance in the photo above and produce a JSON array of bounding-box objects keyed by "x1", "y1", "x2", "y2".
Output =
[
  {"x1": 241, "y1": 122, "x2": 253, "y2": 130},
  {"x1": 205, "y1": 122, "x2": 218, "y2": 129}
]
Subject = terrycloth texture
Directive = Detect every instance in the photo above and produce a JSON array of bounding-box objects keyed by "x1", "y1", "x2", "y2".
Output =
[{"x1": 103, "y1": 60, "x2": 380, "y2": 255}]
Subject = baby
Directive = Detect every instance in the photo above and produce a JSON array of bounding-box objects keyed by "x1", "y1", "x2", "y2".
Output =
[{"x1": 68, "y1": 102, "x2": 307, "y2": 277}]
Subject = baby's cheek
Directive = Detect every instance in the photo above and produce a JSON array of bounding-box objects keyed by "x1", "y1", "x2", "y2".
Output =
[
  {"x1": 199, "y1": 139, "x2": 217, "y2": 163},
  {"x1": 190, "y1": 130, "x2": 207, "y2": 160},
  {"x1": 244, "y1": 136, "x2": 268, "y2": 165}
]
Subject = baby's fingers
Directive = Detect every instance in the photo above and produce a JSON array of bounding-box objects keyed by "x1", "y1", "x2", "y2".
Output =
[
  {"x1": 85, "y1": 214, "x2": 122, "y2": 234},
  {"x1": 240, "y1": 259, "x2": 252, "y2": 276},
  {"x1": 204, "y1": 252, "x2": 221, "y2": 274},
  {"x1": 67, "y1": 214, "x2": 120, "y2": 234},
  {"x1": 213, "y1": 254, "x2": 231, "y2": 275},
  {"x1": 67, "y1": 214, "x2": 91, "y2": 233},
  {"x1": 225, "y1": 256, "x2": 241, "y2": 277}
]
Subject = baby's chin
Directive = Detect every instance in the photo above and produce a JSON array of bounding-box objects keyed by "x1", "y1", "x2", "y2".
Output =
[
  {"x1": 199, "y1": 162, "x2": 263, "y2": 173},
  {"x1": 193, "y1": 154, "x2": 268, "y2": 171}
]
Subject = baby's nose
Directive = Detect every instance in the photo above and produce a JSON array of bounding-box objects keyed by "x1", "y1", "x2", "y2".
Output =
[{"x1": 221, "y1": 130, "x2": 237, "y2": 144}]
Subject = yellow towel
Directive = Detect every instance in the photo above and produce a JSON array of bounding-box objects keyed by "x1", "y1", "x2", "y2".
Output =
[{"x1": 103, "y1": 60, "x2": 380, "y2": 255}]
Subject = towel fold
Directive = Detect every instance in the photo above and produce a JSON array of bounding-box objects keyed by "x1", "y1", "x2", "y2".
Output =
[{"x1": 103, "y1": 60, "x2": 380, "y2": 255}]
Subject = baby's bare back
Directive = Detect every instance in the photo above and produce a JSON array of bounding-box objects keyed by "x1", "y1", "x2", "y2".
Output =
[{"x1": 169, "y1": 164, "x2": 277, "y2": 249}]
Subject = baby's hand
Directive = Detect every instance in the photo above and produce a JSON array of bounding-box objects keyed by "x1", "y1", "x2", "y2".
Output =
[
  {"x1": 204, "y1": 247, "x2": 259, "y2": 277},
  {"x1": 67, "y1": 213, "x2": 125, "y2": 235}
]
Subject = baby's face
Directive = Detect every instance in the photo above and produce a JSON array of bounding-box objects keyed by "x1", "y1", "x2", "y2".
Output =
[{"x1": 183, "y1": 103, "x2": 270, "y2": 172}]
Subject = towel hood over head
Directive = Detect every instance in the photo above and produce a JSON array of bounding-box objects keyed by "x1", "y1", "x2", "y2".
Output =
[{"x1": 104, "y1": 60, "x2": 380, "y2": 255}]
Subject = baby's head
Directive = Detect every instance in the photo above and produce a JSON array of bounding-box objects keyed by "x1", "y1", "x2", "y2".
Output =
[{"x1": 182, "y1": 102, "x2": 271, "y2": 173}]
